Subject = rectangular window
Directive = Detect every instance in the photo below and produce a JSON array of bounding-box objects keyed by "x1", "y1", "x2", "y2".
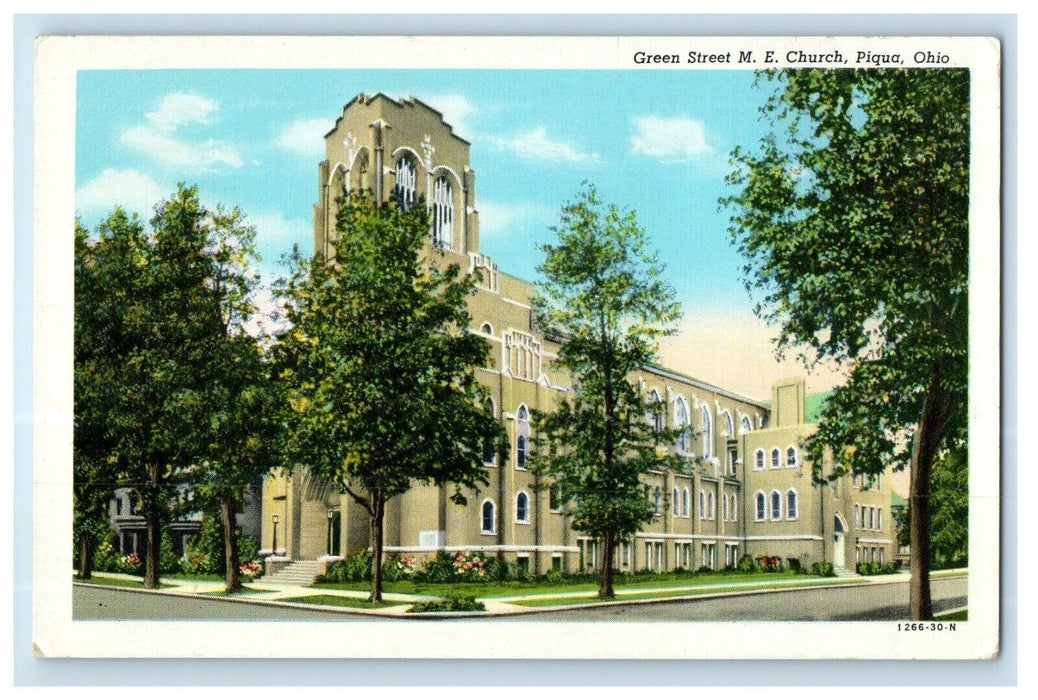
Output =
[
  {"x1": 516, "y1": 555, "x2": 530, "y2": 574},
  {"x1": 878, "y1": 508, "x2": 883, "y2": 530},
  {"x1": 551, "y1": 554, "x2": 562, "y2": 572},
  {"x1": 699, "y1": 491, "x2": 706, "y2": 519}
]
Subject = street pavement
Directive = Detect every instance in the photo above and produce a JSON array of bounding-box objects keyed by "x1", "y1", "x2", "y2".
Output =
[{"x1": 73, "y1": 571, "x2": 967, "y2": 621}]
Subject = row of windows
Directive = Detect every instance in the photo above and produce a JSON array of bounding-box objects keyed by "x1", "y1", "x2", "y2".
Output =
[
  {"x1": 854, "y1": 504, "x2": 884, "y2": 531},
  {"x1": 580, "y1": 539, "x2": 740, "y2": 573},
  {"x1": 754, "y1": 446, "x2": 800, "y2": 470},
  {"x1": 856, "y1": 546, "x2": 886, "y2": 565},
  {"x1": 480, "y1": 488, "x2": 566, "y2": 534},
  {"x1": 754, "y1": 489, "x2": 799, "y2": 521},
  {"x1": 852, "y1": 473, "x2": 884, "y2": 491},
  {"x1": 648, "y1": 392, "x2": 752, "y2": 459},
  {"x1": 655, "y1": 487, "x2": 738, "y2": 522},
  {"x1": 499, "y1": 400, "x2": 756, "y2": 472}
]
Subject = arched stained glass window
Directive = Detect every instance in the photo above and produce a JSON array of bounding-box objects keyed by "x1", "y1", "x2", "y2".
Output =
[
  {"x1": 516, "y1": 404, "x2": 530, "y2": 470},
  {"x1": 701, "y1": 406, "x2": 713, "y2": 458},
  {"x1": 481, "y1": 500, "x2": 496, "y2": 533},
  {"x1": 432, "y1": 176, "x2": 454, "y2": 249},
  {"x1": 395, "y1": 156, "x2": 418, "y2": 210},
  {"x1": 516, "y1": 492, "x2": 530, "y2": 523}
]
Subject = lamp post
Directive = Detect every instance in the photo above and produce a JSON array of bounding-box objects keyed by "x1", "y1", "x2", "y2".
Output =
[{"x1": 272, "y1": 514, "x2": 279, "y2": 555}]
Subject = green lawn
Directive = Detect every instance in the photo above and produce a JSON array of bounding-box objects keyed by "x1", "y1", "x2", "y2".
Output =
[
  {"x1": 162, "y1": 573, "x2": 225, "y2": 582},
  {"x1": 311, "y1": 571, "x2": 820, "y2": 599},
  {"x1": 73, "y1": 575, "x2": 172, "y2": 590},
  {"x1": 278, "y1": 595, "x2": 394, "y2": 609},
  {"x1": 935, "y1": 609, "x2": 967, "y2": 621},
  {"x1": 932, "y1": 570, "x2": 968, "y2": 580},
  {"x1": 514, "y1": 577, "x2": 862, "y2": 607}
]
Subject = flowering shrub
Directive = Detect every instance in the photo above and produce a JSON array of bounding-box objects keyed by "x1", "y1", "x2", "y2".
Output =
[
  {"x1": 117, "y1": 553, "x2": 144, "y2": 575},
  {"x1": 92, "y1": 540, "x2": 121, "y2": 573},
  {"x1": 452, "y1": 552, "x2": 487, "y2": 581},
  {"x1": 382, "y1": 555, "x2": 417, "y2": 582},
  {"x1": 756, "y1": 555, "x2": 783, "y2": 572},
  {"x1": 239, "y1": 560, "x2": 262, "y2": 581}
]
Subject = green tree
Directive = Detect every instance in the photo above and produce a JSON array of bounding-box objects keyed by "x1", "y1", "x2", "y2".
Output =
[
  {"x1": 930, "y1": 447, "x2": 968, "y2": 569},
  {"x1": 75, "y1": 186, "x2": 276, "y2": 589},
  {"x1": 724, "y1": 69, "x2": 968, "y2": 619},
  {"x1": 531, "y1": 185, "x2": 684, "y2": 598},
  {"x1": 180, "y1": 203, "x2": 285, "y2": 593},
  {"x1": 74, "y1": 218, "x2": 140, "y2": 579},
  {"x1": 274, "y1": 192, "x2": 502, "y2": 602}
]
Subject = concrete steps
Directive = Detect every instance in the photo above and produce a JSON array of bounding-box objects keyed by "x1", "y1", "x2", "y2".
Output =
[{"x1": 262, "y1": 560, "x2": 321, "y2": 586}]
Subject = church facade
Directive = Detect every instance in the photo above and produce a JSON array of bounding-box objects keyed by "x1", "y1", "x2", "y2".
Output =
[{"x1": 259, "y1": 93, "x2": 893, "y2": 575}]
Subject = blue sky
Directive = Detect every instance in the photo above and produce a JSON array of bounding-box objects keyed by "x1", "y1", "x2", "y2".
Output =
[{"x1": 75, "y1": 69, "x2": 845, "y2": 398}]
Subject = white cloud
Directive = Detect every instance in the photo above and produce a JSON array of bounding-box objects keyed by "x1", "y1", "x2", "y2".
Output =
[
  {"x1": 631, "y1": 115, "x2": 713, "y2": 161},
  {"x1": 486, "y1": 127, "x2": 600, "y2": 163},
  {"x1": 121, "y1": 125, "x2": 243, "y2": 171},
  {"x1": 476, "y1": 199, "x2": 557, "y2": 240},
  {"x1": 276, "y1": 118, "x2": 335, "y2": 158},
  {"x1": 119, "y1": 92, "x2": 243, "y2": 172},
  {"x1": 76, "y1": 168, "x2": 166, "y2": 219},
  {"x1": 144, "y1": 93, "x2": 218, "y2": 132}
]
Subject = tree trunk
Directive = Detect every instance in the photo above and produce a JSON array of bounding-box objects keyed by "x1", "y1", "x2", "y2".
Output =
[
  {"x1": 909, "y1": 373, "x2": 953, "y2": 620},
  {"x1": 77, "y1": 530, "x2": 94, "y2": 580},
  {"x1": 221, "y1": 495, "x2": 242, "y2": 594},
  {"x1": 369, "y1": 494, "x2": 385, "y2": 603},
  {"x1": 144, "y1": 464, "x2": 161, "y2": 588},
  {"x1": 599, "y1": 530, "x2": 616, "y2": 598}
]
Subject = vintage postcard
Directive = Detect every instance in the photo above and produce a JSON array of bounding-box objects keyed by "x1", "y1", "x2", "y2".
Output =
[{"x1": 33, "y1": 35, "x2": 1000, "y2": 659}]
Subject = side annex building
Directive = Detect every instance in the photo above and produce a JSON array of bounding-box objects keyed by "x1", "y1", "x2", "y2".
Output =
[{"x1": 259, "y1": 94, "x2": 893, "y2": 577}]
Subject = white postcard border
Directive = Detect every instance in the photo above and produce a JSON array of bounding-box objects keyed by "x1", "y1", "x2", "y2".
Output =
[{"x1": 32, "y1": 34, "x2": 1001, "y2": 660}]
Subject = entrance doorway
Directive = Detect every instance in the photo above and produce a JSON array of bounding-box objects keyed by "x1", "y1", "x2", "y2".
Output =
[
  {"x1": 327, "y1": 509, "x2": 341, "y2": 556},
  {"x1": 833, "y1": 514, "x2": 846, "y2": 569}
]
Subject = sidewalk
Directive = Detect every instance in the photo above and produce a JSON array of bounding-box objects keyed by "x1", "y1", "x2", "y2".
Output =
[{"x1": 74, "y1": 568, "x2": 966, "y2": 617}]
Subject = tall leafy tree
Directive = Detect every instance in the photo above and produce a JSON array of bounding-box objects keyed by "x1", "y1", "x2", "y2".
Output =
[
  {"x1": 75, "y1": 186, "x2": 277, "y2": 589},
  {"x1": 180, "y1": 204, "x2": 285, "y2": 593},
  {"x1": 724, "y1": 69, "x2": 969, "y2": 619},
  {"x1": 274, "y1": 192, "x2": 502, "y2": 602},
  {"x1": 531, "y1": 185, "x2": 684, "y2": 598},
  {"x1": 74, "y1": 218, "x2": 145, "y2": 579},
  {"x1": 930, "y1": 447, "x2": 969, "y2": 569}
]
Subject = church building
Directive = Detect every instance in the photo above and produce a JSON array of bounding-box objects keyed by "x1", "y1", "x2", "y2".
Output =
[{"x1": 259, "y1": 94, "x2": 893, "y2": 578}]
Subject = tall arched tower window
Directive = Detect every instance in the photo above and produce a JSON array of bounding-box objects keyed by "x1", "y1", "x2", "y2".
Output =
[
  {"x1": 395, "y1": 156, "x2": 418, "y2": 210},
  {"x1": 432, "y1": 176, "x2": 454, "y2": 249}
]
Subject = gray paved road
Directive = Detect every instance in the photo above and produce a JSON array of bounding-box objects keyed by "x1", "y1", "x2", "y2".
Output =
[
  {"x1": 75, "y1": 576, "x2": 967, "y2": 622},
  {"x1": 74, "y1": 585, "x2": 375, "y2": 621},
  {"x1": 511, "y1": 577, "x2": 968, "y2": 622}
]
